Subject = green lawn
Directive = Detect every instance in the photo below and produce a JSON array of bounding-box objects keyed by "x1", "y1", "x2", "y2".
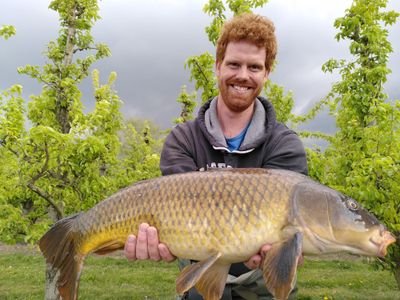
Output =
[{"x1": 0, "y1": 247, "x2": 399, "y2": 299}]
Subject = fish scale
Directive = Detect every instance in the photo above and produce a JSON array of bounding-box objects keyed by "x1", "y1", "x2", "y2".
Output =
[{"x1": 74, "y1": 170, "x2": 295, "y2": 262}]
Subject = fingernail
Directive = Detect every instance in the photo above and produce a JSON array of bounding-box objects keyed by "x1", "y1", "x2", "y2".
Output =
[
  {"x1": 148, "y1": 227, "x2": 156, "y2": 235},
  {"x1": 128, "y1": 235, "x2": 135, "y2": 243},
  {"x1": 139, "y1": 223, "x2": 149, "y2": 231}
]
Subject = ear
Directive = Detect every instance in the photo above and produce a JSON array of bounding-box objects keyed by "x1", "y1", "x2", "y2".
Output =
[
  {"x1": 215, "y1": 60, "x2": 221, "y2": 77},
  {"x1": 263, "y1": 70, "x2": 269, "y2": 82}
]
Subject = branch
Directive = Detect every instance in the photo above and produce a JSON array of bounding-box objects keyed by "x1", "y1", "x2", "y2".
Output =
[
  {"x1": 73, "y1": 46, "x2": 97, "y2": 54},
  {"x1": 299, "y1": 131, "x2": 334, "y2": 143},
  {"x1": 26, "y1": 142, "x2": 64, "y2": 219},
  {"x1": 30, "y1": 141, "x2": 50, "y2": 181},
  {"x1": 27, "y1": 182, "x2": 63, "y2": 220},
  {"x1": 0, "y1": 137, "x2": 19, "y2": 156},
  {"x1": 193, "y1": 59, "x2": 210, "y2": 86}
]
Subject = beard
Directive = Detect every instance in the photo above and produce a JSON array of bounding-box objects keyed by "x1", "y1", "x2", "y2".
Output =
[{"x1": 218, "y1": 79, "x2": 262, "y2": 113}]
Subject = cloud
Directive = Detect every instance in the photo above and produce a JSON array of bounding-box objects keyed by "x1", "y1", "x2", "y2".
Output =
[{"x1": 1, "y1": 0, "x2": 399, "y2": 130}]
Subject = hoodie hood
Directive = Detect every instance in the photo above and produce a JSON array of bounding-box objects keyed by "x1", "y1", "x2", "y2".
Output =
[{"x1": 198, "y1": 96, "x2": 277, "y2": 153}]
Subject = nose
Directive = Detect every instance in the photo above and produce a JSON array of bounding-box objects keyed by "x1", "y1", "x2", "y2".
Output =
[{"x1": 236, "y1": 66, "x2": 250, "y2": 80}]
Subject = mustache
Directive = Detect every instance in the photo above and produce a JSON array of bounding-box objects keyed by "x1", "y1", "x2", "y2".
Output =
[{"x1": 228, "y1": 79, "x2": 253, "y2": 87}]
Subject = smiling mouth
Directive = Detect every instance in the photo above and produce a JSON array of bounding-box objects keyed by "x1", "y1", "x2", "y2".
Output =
[{"x1": 231, "y1": 85, "x2": 251, "y2": 92}]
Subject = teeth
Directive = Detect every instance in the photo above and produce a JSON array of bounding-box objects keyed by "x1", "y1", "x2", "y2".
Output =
[{"x1": 232, "y1": 85, "x2": 249, "y2": 91}]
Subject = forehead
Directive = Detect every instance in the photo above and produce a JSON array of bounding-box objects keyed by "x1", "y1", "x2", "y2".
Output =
[{"x1": 223, "y1": 40, "x2": 266, "y2": 62}]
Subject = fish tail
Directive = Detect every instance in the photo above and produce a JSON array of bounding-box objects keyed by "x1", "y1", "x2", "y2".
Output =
[{"x1": 39, "y1": 213, "x2": 84, "y2": 300}]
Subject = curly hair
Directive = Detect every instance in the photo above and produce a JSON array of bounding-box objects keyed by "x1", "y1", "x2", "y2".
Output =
[{"x1": 216, "y1": 13, "x2": 277, "y2": 73}]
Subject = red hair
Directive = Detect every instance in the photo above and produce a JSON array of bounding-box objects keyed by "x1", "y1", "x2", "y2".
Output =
[{"x1": 216, "y1": 13, "x2": 277, "y2": 72}]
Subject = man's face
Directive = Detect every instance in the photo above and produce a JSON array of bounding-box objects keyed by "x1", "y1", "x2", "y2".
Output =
[{"x1": 216, "y1": 40, "x2": 268, "y2": 113}]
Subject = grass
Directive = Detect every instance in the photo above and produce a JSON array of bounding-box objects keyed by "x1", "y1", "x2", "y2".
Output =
[
  {"x1": 297, "y1": 258, "x2": 399, "y2": 299},
  {"x1": 0, "y1": 246, "x2": 399, "y2": 300}
]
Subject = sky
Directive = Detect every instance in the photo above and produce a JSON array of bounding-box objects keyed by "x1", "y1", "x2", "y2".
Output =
[{"x1": 1, "y1": 0, "x2": 399, "y2": 133}]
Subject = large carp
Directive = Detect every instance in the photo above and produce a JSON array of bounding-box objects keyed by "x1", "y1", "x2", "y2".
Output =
[{"x1": 39, "y1": 168, "x2": 395, "y2": 300}]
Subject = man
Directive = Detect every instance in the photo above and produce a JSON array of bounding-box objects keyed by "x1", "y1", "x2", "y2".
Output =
[{"x1": 125, "y1": 13, "x2": 307, "y2": 299}]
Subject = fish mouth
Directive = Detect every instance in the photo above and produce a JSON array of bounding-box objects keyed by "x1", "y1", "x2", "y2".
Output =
[{"x1": 369, "y1": 230, "x2": 396, "y2": 257}]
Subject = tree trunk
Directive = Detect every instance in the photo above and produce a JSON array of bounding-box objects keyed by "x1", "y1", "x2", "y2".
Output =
[
  {"x1": 56, "y1": 3, "x2": 78, "y2": 135},
  {"x1": 44, "y1": 264, "x2": 61, "y2": 300},
  {"x1": 394, "y1": 266, "x2": 400, "y2": 290},
  {"x1": 393, "y1": 237, "x2": 400, "y2": 290}
]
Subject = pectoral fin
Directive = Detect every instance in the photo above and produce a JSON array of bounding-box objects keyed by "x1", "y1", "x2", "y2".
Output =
[
  {"x1": 262, "y1": 232, "x2": 303, "y2": 300},
  {"x1": 176, "y1": 252, "x2": 229, "y2": 300}
]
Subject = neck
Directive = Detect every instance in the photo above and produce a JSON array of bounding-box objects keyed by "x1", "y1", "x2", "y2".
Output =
[{"x1": 216, "y1": 97, "x2": 255, "y2": 138}]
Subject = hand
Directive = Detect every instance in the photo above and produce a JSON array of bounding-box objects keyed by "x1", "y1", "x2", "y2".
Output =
[
  {"x1": 244, "y1": 243, "x2": 304, "y2": 269},
  {"x1": 244, "y1": 244, "x2": 272, "y2": 269},
  {"x1": 124, "y1": 223, "x2": 176, "y2": 262}
]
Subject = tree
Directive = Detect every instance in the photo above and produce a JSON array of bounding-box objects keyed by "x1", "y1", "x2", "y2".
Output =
[
  {"x1": 0, "y1": 2, "x2": 166, "y2": 292},
  {"x1": 11, "y1": 0, "x2": 119, "y2": 221},
  {"x1": 307, "y1": 0, "x2": 400, "y2": 286},
  {"x1": 0, "y1": 0, "x2": 163, "y2": 244}
]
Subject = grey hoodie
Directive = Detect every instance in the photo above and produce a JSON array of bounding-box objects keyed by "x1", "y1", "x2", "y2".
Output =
[{"x1": 160, "y1": 96, "x2": 308, "y2": 175}]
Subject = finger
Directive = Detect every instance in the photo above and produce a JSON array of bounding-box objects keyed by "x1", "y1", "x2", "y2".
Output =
[
  {"x1": 245, "y1": 243, "x2": 273, "y2": 269},
  {"x1": 260, "y1": 244, "x2": 272, "y2": 260},
  {"x1": 260, "y1": 244, "x2": 273, "y2": 258},
  {"x1": 147, "y1": 226, "x2": 161, "y2": 261},
  {"x1": 159, "y1": 243, "x2": 176, "y2": 262},
  {"x1": 136, "y1": 223, "x2": 150, "y2": 260},
  {"x1": 124, "y1": 235, "x2": 137, "y2": 261},
  {"x1": 244, "y1": 254, "x2": 262, "y2": 269}
]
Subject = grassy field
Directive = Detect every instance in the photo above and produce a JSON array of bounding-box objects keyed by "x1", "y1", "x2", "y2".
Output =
[{"x1": 0, "y1": 245, "x2": 399, "y2": 300}]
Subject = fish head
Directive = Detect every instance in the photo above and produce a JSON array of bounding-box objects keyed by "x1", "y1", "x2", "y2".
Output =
[
  {"x1": 325, "y1": 192, "x2": 395, "y2": 257},
  {"x1": 292, "y1": 182, "x2": 396, "y2": 257}
]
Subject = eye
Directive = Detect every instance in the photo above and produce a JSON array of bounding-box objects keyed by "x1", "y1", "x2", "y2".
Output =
[
  {"x1": 249, "y1": 64, "x2": 262, "y2": 72},
  {"x1": 227, "y1": 62, "x2": 240, "y2": 69},
  {"x1": 346, "y1": 199, "x2": 359, "y2": 211}
]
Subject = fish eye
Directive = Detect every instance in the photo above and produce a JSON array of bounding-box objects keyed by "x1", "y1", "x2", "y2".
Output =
[{"x1": 346, "y1": 199, "x2": 359, "y2": 210}]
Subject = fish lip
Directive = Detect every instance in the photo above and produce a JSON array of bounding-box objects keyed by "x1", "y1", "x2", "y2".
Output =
[{"x1": 370, "y1": 231, "x2": 396, "y2": 257}]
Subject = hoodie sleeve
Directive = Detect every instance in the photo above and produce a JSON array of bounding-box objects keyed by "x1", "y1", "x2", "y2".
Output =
[
  {"x1": 160, "y1": 124, "x2": 198, "y2": 176},
  {"x1": 262, "y1": 127, "x2": 308, "y2": 175}
]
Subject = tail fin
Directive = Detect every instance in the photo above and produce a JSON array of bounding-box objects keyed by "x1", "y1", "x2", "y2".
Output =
[{"x1": 39, "y1": 213, "x2": 84, "y2": 300}]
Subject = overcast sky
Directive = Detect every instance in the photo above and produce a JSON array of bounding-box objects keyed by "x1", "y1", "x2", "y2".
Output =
[{"x1": 1, "y1": 0, "x2": 399, "y2": 132}]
